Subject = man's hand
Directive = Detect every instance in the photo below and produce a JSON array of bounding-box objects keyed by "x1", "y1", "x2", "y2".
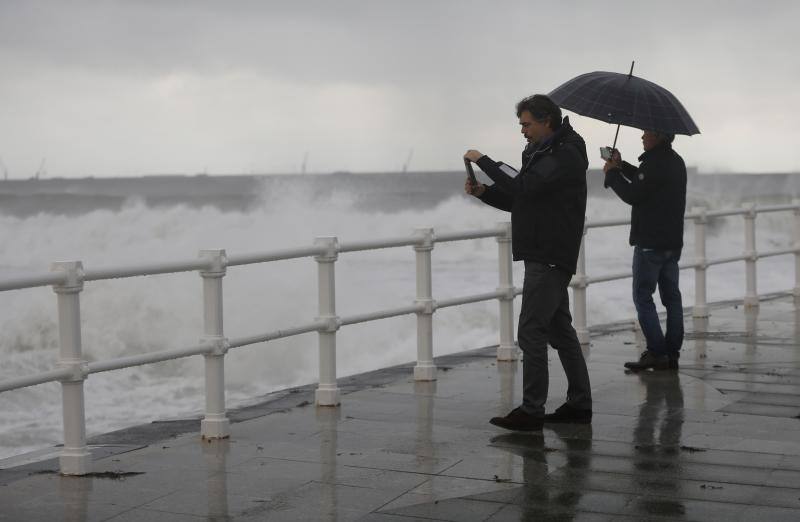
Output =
[
  {"x1": 464, "y1": 149, "x2": 484, "y2": 162},
  {"x1": 465, "y1": 179, "x2": 486, "y2": 197},
  {"x1": 603, "y1": 149, "x2": 622, "y2": 173}
]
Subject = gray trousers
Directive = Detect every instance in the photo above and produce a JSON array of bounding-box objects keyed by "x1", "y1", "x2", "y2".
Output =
[{"x1": 518, "y1": 261, "x2": 592, "y2": 417}]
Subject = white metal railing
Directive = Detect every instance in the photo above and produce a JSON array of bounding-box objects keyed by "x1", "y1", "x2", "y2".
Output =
[
  {"x1": 1, "y1": 201, "x2": 799, "y2": 476},
  {"x1": 569, "y1": 200, "x2": 800, "y2": 343}
]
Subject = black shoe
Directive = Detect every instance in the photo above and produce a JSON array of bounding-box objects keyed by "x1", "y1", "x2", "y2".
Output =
[
  {"x1": 490, "y1": 407, "x2": 543, "y2": 431},
  {"x1": 543, "y1": 403, "x2": 592, "y2": 424},
  {"x1": 624, "y1": 350, "x2": 670, "y2": 371},
  {"x1": 668, "y1": 357, "x2": 679, "y2": 370}
]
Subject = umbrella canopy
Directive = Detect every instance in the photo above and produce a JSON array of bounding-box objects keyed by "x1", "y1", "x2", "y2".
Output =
[{"x1": 548, "y1": 71, "x2": 700, "y2": 136}]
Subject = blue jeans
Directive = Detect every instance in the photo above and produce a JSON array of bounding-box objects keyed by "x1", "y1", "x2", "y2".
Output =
[{"x1": 632, "y1": 247, "x2": 684, "y2": 358}]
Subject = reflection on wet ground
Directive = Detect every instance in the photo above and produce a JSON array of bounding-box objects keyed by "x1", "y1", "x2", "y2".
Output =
[{"x1": 2, "y1": 294, "x2": 800, "y2": 521}]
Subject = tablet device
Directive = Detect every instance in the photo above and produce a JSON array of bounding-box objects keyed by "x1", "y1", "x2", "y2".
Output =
[{"x1": 464, "y1": 158, "x2": 477, "y2": 184}]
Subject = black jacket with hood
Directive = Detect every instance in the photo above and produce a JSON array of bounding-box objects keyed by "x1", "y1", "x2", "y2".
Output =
[
  {"x1": 604, "y1": 141, "x2": 687, "y2": 250},
  {"x1": 476, "y1": 117, "x2": 588, "y2": 274}
]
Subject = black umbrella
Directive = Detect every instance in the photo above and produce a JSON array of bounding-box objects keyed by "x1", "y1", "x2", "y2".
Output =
[{"x1": 548, "y1": 62, "x2": 699, "y2": 148}]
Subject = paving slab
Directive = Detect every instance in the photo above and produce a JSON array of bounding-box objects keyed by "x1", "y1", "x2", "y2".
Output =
[{"x1": 2, "y1": 294, "x2": 800, "y2": 520}]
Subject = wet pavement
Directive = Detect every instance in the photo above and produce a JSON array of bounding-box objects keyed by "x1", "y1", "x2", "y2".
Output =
[{"x1": 2, "y1": 293, "x2": 800, "y2": 521}]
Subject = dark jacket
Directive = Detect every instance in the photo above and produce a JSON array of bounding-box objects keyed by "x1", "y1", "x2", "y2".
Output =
[
  {"x1": 604, "y1": 141, "x2": 687, "y2": 250},
  {"x1": 476, "y1": 117, "x2": 588, "y2": 274}
]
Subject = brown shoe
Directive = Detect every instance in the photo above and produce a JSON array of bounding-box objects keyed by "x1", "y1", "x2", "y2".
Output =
[{"x1": 490, "y1": 407, "x2": 543, "y2": 431}]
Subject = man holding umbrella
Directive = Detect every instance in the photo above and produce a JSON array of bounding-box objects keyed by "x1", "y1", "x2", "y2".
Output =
[
  {"x1": 603, "y1": 133, "x2": 687, "y2": 371},
  {"x1": 548, "y1": 65, "x2": 698, "y2": 371},
  {"x1": 464, "y1": 94, "x2": 593, "y2": 431}
]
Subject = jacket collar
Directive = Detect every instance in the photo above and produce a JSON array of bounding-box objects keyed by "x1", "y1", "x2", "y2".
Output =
[
  {"x1": 540, "y1": 116, "x2": 573, "y2": 151},
  {"x1": 521, "y1": 116, "x2": 574, "y2": 171},
  {"x1": 525, "y1": 116, "x2": 573, "y2": 155},
  {"x1": 638, "y1": 139, "x2": 672, "y2": 162}
]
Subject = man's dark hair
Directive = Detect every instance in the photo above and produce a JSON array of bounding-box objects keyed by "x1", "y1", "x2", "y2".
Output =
[{"x1": 516, "y1": 94, "x2": 562, "y2": 130}]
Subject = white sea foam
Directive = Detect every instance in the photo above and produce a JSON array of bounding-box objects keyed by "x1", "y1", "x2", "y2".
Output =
[{"x1": 0, "y1": 186, "x2": 795, "y2": 459}]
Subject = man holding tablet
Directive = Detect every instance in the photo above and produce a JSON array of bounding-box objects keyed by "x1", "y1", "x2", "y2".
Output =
[{"x1": 464, "y1": 94, "x2": 592, "y2": 431}]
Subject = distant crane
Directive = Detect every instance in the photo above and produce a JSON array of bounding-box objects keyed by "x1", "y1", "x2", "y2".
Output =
[
  {"x1": 301, "y1": 152, "x2": 309, "y2": 174},
  {"x1": 34, "y1": 157, "x2": 46, "y2": 180},
  {"x1": 401, "y1": 148, "x2": 414, "y2": 173}
]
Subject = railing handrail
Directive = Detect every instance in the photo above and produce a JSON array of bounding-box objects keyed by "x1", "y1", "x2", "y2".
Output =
[
  {"x1": 0, "y1": 272, "x2": 67, "y2": 292},
  {"x1": 1, "y1": 204, "x2": 798, "y2": 293}
]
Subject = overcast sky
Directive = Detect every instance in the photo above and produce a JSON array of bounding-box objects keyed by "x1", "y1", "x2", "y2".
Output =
[{"x1": 1, "y1": 0, "x2": 799, "y2": 178}]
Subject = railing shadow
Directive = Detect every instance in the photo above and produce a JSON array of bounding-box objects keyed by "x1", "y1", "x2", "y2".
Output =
[
  {"x1": 202, "y1": 439, "x2": 231, "y2": 521},
  {"x1": 317, "y1": 407, "x2": 340, "y2": 522}
]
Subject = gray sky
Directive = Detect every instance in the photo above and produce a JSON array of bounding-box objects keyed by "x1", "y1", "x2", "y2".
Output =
[{"x1": 1, "y1": 0, "x2": 799, "y2": 177}]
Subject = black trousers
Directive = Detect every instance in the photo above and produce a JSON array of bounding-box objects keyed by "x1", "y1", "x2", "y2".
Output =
[{"x1": 517, "y1": 261, "x2": 592, "y2": 417}]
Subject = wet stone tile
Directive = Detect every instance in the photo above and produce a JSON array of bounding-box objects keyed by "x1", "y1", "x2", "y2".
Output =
[
  {"x1": 766, "y1": 468, "x2": 800, "y2": 489},
  {"x1": 379, "y1": 497, "x2": 505, "y2": 521},
  {"x1": 106, "y1": 507, "x2": 208, "y2": 521},
  {"x1": 494, "y1": 485, "x2": 634, "y2": 516},
  {"x1": 358, "y1": 513, "x2": 442, "y2": 522},
  {"x1": 440, "y1": 454, "x2": 541, "y2": 484},
  {"x1": 719, "y1": 402, "x2": 800, "y2": 418},
  {"x1": 406, "y1": 475, "x2": 520, "y2": 501},
  {"x1": 736, "y1": 391, "x2": 800, "y2": 407},
  {"x1": 0, "y1": 494, "x2": 133, "y2": 522},
  {"x1": 623, "y1": 496, "x2": 745, "y2": 520},
  {"x1": 749, "y1": 484, "x2": 800, "y2": 509},
  {"x1": 779, "y1": 454, "x2": 800, "y2": 471},
  {"x1": 486, "y1": 503, "x2": 617, "y2": 521},
  {"x1": 739, "y1": 505, "x2": 800, "y2": 522}
]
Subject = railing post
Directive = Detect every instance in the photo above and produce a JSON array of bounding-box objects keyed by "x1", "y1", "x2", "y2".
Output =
[
  {"x1": 413, "y1": 228, "x2": 437, "y2": 381},
  {"x1": 315, "y1": 237, "x2": 341, "y2": 405},
  {"x1": 51, "y1": 261, "x2": 91, "y2": 476},
  {"x1": 199, "y1": 249, "x2": 230, "y2": 439},
  {"x1": 496, "y1": 222, "x2": 518, "y2": 360},
  {"x1": 743, "y1": 203, "x2": 759, "y2": 307},
  {"x1": 572, "y1": 226, "x2": 590, "y2": 345},
  {"x1": 692, "y1": 206, "x2": 709, "y2": 318},
  {"x1": 794, "y1": 198, "x2": 800, "y2": 298}
]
